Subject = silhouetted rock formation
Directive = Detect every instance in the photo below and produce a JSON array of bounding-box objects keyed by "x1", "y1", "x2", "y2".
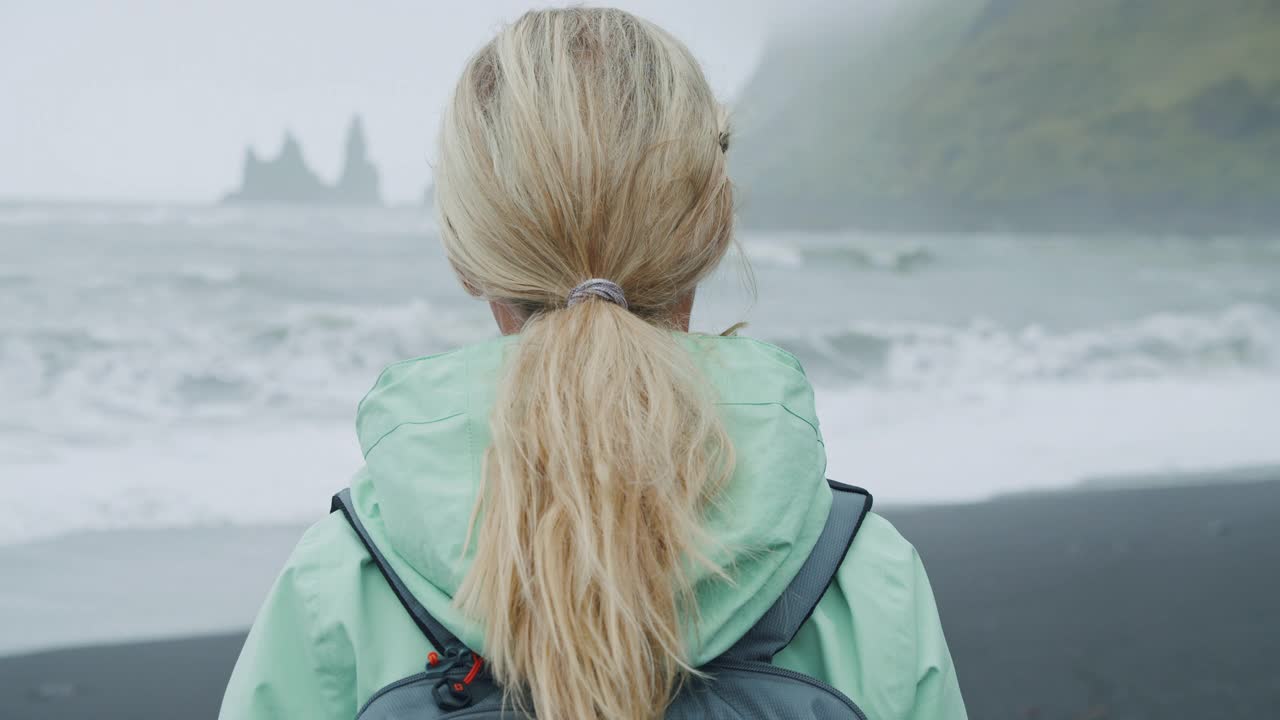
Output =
[
  {"x1": 333, "y1": 117, "x2": 381, "y2": 206},
  {"x1": 223, "y1": 133, "x2": 330, "y2": 205},
  {"x1": 223, "y1": 115, "x2": 382, "y2": 206}
]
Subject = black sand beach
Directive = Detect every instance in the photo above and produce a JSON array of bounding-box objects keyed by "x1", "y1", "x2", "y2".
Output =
[
  {"x1": 890, "y1": 475, "x2": 1280, "y2": 719},
  {"x1": 3, "y1": 475, "x2": 1278, "y2": 719}
]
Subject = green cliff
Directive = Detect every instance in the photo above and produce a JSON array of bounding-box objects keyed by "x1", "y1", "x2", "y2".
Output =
[{"x1": 731, "y1": 0, "x2": 1280, "y2": 233}]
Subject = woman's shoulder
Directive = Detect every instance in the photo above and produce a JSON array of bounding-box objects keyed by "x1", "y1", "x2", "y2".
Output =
[
  {"x1": 269, "y1": 510, "x2": 369, "y2": 598},
  {"x1": 845, "y1": 510, "x2": 924, "y2": 581},
  {"x1": 270, "y1": 510, "x2": 435, "y2": 699},
  {"x1": 221, "y1": 510, "x2": 437, "y2": 718},
  {"x1": 262, "y1": 512, "x2": 374, "y2": 650},
  {"x1": 774, "y1": 510, "x2": 946, "y2": 718},
  {"x1": 830, "y1": 510, "x2": 932, "y2": 640}
]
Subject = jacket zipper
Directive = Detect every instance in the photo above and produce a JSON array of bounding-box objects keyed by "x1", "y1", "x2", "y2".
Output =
[{"x1": 710, "y1": 659, "x2": 870, "y2": 720}]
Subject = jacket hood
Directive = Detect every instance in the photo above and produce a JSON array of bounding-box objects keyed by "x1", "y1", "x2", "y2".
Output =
[{"x1": 347, "y1": 332, "x2": 832, "y2": 665}]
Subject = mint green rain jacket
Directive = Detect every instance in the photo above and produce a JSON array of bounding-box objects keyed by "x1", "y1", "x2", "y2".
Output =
[{"x1": 220, "y1": 334, "x2": 967, "y2": 719}]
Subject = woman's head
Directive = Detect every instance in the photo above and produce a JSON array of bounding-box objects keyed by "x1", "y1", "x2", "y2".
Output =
[
  {"x1": 438, "y1": 7, "x2": 737, "y2": 720},
  {"x1": 436, "y1": 6, "x2": 733, "y2": 326}
]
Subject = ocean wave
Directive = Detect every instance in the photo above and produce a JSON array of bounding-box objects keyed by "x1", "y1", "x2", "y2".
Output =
[
  {"x1": 5, "y1": 298, "x2": 1280, "y2": 544},
  {"x1": 0, "y1": 299, "x2": 493, "y2": 442},
  {"x1": 174, "y1": 263, "x2": 243, "y2": 287},
  {"x1": 0, "y1": 272, "x2": 34, "y2": 288},
  {"x1": 7, "y1": 300, "x2": 1275, "y2": 445},
  {"x1": 808, "y1": 244, "x2": 934, "y2": 272},
  {"x1": 737, "y1": 237, "x2": 935, "y2": 272},
  {"x1": 766, "y1": 304, "x2": 1280, "y2": 387},
  {"x1": 8, "y1": 366, "x2": 1280, "y2": 544},
  {"x1": 739, "y1": 239, "x2": 805, "y2": 268}
]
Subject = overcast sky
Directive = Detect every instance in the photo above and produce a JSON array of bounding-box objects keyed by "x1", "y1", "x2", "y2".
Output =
[{"x1": 0, "y1": 1, "x2": 795, "y2": 204}]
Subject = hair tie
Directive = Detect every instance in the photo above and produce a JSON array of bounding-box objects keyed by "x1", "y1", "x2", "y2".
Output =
[{"x1": 566, "y1": 278, "x2": 628, "y2": 310}]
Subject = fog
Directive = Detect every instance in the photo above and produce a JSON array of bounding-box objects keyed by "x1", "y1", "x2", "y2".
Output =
[{"x1": 1, "y1": 0, "x2": 776, "y2": 203}]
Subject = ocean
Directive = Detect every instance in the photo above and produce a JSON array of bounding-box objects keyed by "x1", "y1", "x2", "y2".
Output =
[{"x1": 3, "y1": 204, "x2": 1279, "y2": 545}]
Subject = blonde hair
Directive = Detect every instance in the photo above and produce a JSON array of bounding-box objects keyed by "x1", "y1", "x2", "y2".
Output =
[{"x1": 435, "y1": 7, "x2": 736, "y2": 720}]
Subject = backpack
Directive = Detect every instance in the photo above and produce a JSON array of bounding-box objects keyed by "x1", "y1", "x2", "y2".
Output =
[{"x1": 331, "y1": 480, "x2": 873, "y2": 719}]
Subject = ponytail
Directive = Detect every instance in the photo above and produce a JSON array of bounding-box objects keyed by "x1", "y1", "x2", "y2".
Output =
[{"x1": 456, "y1": 298, "x2": 732, "y2": 718}]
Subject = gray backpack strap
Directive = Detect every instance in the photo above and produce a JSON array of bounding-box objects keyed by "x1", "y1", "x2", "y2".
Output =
[
  {"x1": 719, "y1": 480, "x2": 872, "y2": 663},
  {"x1": 331, "y1": 489, "x2": 466, "y2": 654}
]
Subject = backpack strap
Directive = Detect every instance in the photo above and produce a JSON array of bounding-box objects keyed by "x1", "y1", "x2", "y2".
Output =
[
  {"x1": 331, "y1": 489, "x2": 467, "y2": 654},
  {"x1": 718, "y1": 479, "x2": 872, "y2": 663}
]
